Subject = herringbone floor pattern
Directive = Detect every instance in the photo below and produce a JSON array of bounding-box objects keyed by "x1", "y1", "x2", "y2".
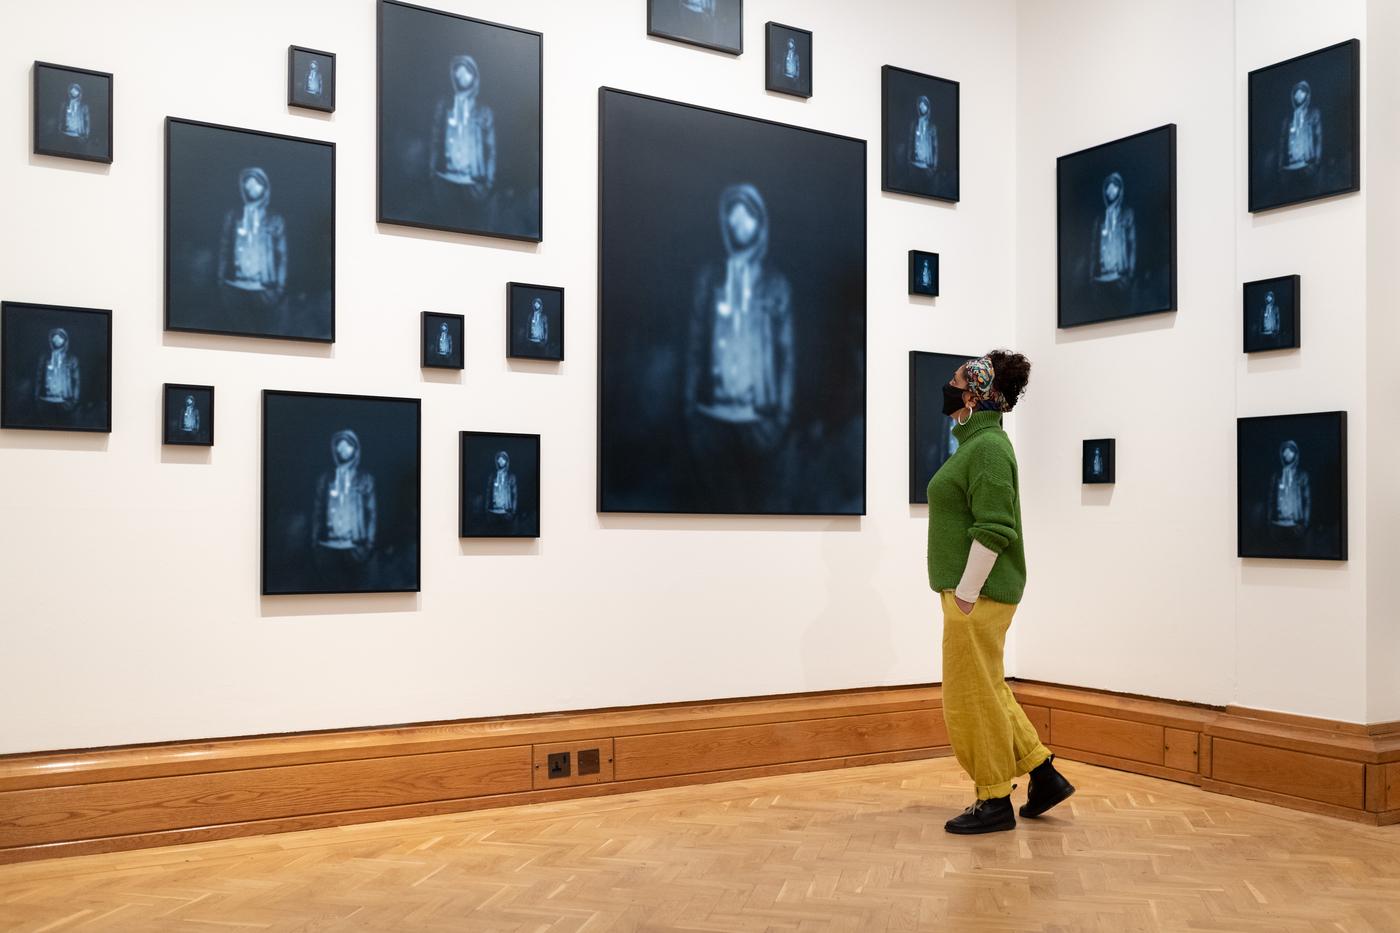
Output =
[{"x1": 2, "y1": 758, "x2": 1398, "y2": 932}]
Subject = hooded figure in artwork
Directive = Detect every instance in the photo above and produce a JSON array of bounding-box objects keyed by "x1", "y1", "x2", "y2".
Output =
[
  {"x1": 1261, "y1": 290, "x2": 1280, "y2": 336},
  {"x1": 487, "y1": 450, "x2": 517, "y2": 517},
  {"x1": 528, "y1": 296, "x2": 548, "y2": 344},
  {"x1": 432, "y1": 54, "x2": 496, "y2": 194},
  {"x1": 35, "y1": 327, "x2": 80, "y2": 408},
  {"x1": 1089, "y1": 170, "x2": 1135, "y2": 284},
  {"x1": 910, "y1": 95, "x2": 937, "y2": 171},
  {"x1": 1268, "y1": 439, "x2": 1310, "y2": 529},
  {"x1": 920, "y1": 257, "x2": 933, "y2": 290},
  {"x1": 784, "y1": 37, "x2": 801, "y2": 81},
  {"x1": 1091, "y1": 446, "x2": 1104, "y2": 478},
  {"x1": 1281, "y1": 79, "x2": 1322, "y2": 172},
  {"x1": 180, "y1": 394, "x2": 200, "y2": 433},
  {"x1": 306, "y1": 59, "x2": 323, "y2": 98},
  {"x1": 681, "y1": 0, "x2": 715, "y2": 14},
  {"x1": 218, "y1": 167, "x2": 288, "y2": 304},
  {"x1": 61, "y1": 82, "x2": 90, "y2": 139},
  {"x1": 437, "y1": 321, "x2": 453, "y2": 357},
  {"x1": 313, "y1": 429, "x2": 377, "y2": 559}
]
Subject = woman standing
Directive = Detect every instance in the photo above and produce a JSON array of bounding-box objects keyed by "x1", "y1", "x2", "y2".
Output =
[{"x1": 927, "y1": 351, "x2": 1075, "y2": 834}]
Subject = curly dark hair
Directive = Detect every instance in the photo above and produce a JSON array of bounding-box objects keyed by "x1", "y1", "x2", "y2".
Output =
[{"x1": 986, "y1": 349, "x2": 1031, "y2": 411}]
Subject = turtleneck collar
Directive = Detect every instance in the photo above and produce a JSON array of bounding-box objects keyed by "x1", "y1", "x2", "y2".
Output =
[{"x1": 952, "y1": 408, "x2": 1003, "y2": 445}]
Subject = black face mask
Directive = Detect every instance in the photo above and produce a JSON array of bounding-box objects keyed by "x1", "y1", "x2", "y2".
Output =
[{"x1": 941, "y1": 383, "x2": 969, "y2": 417}]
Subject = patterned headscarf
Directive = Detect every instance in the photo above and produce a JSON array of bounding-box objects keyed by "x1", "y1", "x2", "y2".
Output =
[{"x1": 963, "y1": 357, "x2": 1010, "y2": 412}]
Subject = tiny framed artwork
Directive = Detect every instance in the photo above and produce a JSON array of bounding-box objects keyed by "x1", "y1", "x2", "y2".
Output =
[
  {"x1": 32, "y1": 61, "x2": 113, "y2": 164},
  {"x1": 421, "y1": 311, "x2": 465, "y2": 369},
  {"x1": 288, "y1": 46, "x2": 336, "y2": 113},
  {"x1": 459, "y1": 430, "x2": 540, "y2": 538},
  {"x1": 881, "y1": 65, "x2": 959, "y2": 203},
  {"x1": 1237, "y1": 411, "x2": 1347, "y2": 561},
  {"x1": 908, "y1": 250, "x2": 939, "y2": 297},
  {"x1": 908, "y1": 350, "x2": 973, "y2": 504},
  {"x1": 647, "y1": 0, "x2": 743, "y2": 55},
  {"x1": 1243, "y1": 274, "x2": 1300, "y2": 353},
  {"x1": 765, "y1": 23, "x2": 811, "y2": 98},
  {"x1": 1, "y1": 300, "x2": 112, "y2": 433},
  {"x1": 1082, "y1": 438, "x2": 1115, "y2": 485},
  {"x1": 507, "y1": 283, "x2": 563, "y2": 361},
  {"x1": 162, "y1": 383, "x2": 215, "y2": 446}
]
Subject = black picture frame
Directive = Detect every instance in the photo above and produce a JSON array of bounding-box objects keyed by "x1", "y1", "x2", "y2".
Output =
[
  {"x1": 164, "y1": 117, "x2": 336, "y2": 343},
  {"x1": 908, "y1": 250, "x2": 939, "y2": 297},
  {"x1": 261, "y1": 390, "x2": 422, "y2": 595},
  {"x1": 1082, "y1": 438, "x2": 1116, "y2": 485},
  {"x1": 1243, "y1": 274, "x2": 1301, "y2": 353},
  {"x1": 909, "y1": 350, "x2": 973, "y2": 504},
  {"x1": 1056, "y1": 124, "x2": 1177, "y2": 329},
  {"x1": 162, "y1": 383, "x2": 215, "y2": 446},
  {"x1": 459, "y1": 430, "x2": 541, "y2": 538},
  {"x1": 288, "y1": 45, "x2": 336, "y2": 113},
  {"x1": 32, "y1": 61, "x2": 113, "y2": 164},
  {"x1": 881, "y1": 65, "x2": 959, "y2": 203},
  {"x1": 765, "y1": 22, "x2": 811, "y2": 98},
  {"x1": 507, "y1": 282, "x2": 564, "y2": 362},
  {"x1": 421, "y1": 311, "x2": 465, "y2": 369},
  {"x1": 1, "y1": 301, "x2": 112, "y2": 433},
  {"x1": 376, "y1": 0, "x2": 543, "y2": 242},
  {"x1": 646, "y1": 0, "x2": 743, "y2": 55},
  {"x1": 1237, "y1": 411, "x2": 1347, "y2": 562},
  {"x1": 1247, "y1": 39, "x2": 1361, "y2": 214}
]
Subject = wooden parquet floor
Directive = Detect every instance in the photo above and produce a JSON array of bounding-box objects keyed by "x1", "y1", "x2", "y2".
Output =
[{"x1": 2, "y1": 757, "x2": 1399, "y2": 933}]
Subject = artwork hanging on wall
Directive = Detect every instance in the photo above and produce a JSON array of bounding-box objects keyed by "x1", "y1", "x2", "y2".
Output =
[
  {"x1": 421, "y1": 312, "x2": 464, "y2": 369},
  {"x1": 647, "y1": 0, "x2": 742, "y2": 55},
  {"x1": 598, "y1": 89, "x2": 866, "y2": 516},
  {"x1": 2, "y1": 301, "x2": 112, "y2": 433},
  {"x1": 507, "y1": 283, "x2": 564, "y2": 362},
  {"x1": 288, "y1": 46, "x2": 336, "y2": 113},
  {"x1": 1237, "y1": 411, "x2": 1347, "y2": 561},
  {"x1": 262, "y1": 390, "x2": 421, "y2": 595},
  {"x1": 909, "y1": 350, "x2": 972, "y2": 504},
  {"x1": 765, "y1": 23, "x2": 811, "y2": 98},
  {"x1": 165, "y1": 118, "x2": 335, "y2": 343},
  {"x1": 162, "y1": 383, "x2": 214, "y2": 446},
  {"x1": 881, "y1": 65, "x2": 959, "y2": 203},
  {"x1": 1056, "y1": 124, "x2": 1177, "y2": 328},
  {"x1": 459, "y1": 431, "x2": 540, "y2": 538},
  {"x1": 908, "y1": 250, "x2": 939, "y2": 297},
  {"x1": 1082, "y1": 438, "x2": 1115, "y2": 485},
  {"x1": 1247, "y1": 39, "x2": 1360, "y2": 213},
  {"x1": 1243, "y1": 274, "x2": 1300, "y2": 353},
  {"x1": 377, "y1": 0, "x2": 542, "y2": 242},
  {"x1": 32, "y1": 61, "x2": 112, "y2": 164}
]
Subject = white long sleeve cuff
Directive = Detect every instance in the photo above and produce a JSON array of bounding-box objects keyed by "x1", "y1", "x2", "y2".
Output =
[{"x1": 954, "y1": 540, "x2": 999, "y2": 603}]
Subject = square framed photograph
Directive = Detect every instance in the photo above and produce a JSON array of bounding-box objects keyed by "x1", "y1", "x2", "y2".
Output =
[
  {"x1": 422, "y1": 311, "x2": 465, "y2": 369},
  {"x1": 1243, "y1": 274, "x2": 1300, "y2": 353},
  {"x1": 163, "y1": 383, "x2": 214, "y2": 446},
  {"x1": 288, "y1": 46, "x2": 336, "y2": 113},
  {"x1": 1237, "y1": 411, "x2": 1347, "y2": 561},
  {"x1": 908, "y1": 250, "x2": 939, "y2": 296},
  {"x1": 1248, "y1": 39, "x2": 1360, "y2": 213},
  {"x1": 2, "y1": 301, "x2": 111, "y2": 433},
  {"x1": 377, "y1": 0, "x2": 542, "y2": 242},
  {"x1": 881, "y1": 65, "x2": 959, "y2": 203},
  {"x1": 33, "y1": 61, "x2": 112, "y2": 163},
  {"x1": 1082, "y1": 438, "x2": 1115, "y2": 485},
  {"x1": 459, "y1": 431, "x2": 540, "y2": 538},
  {"x1": 262, "y1": 390, "x2": 421, "y2": 595},
  {"x1": 166, "y1": 118, "x2": 335, "y2": 343},
  {"x1": 765, "y1": 23, "x2": 811, "y2": 98},
  {"x1": 1056, "y1": 124, "x2": 1177, "y2": 328},
  {"x1": 647, "y1": 0, "x2": 742, "y2": 55},
  {"x1": 909, "y1": 350, "x2": 972, "y2": 504},
  {"x1": 507, "y1": 282, "x2": 563, "y2": 361}
]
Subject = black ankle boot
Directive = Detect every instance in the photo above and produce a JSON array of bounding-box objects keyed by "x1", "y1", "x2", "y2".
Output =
[
  {"x1": 944, "y1": 790, "x2": 1016, "y2": 834},
  {"x1": 1019, "y1": 755, "x2": 1075, "y2": 818}
]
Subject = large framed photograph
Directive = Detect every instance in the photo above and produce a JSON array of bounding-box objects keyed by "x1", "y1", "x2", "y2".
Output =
[
  {"x1": 1056, "y1": 124, "x2": 1177, "y2": 328},
  {"x1": 1243, "y1": 274, "x2": 1300, "y2": 353},
  {"x1": 647, "y1": 0, "x2": 742, "y2": 55},
  {"x1": 881, "y1": 65, "x2": 959, "y2": 203},
  {"x1": 598, "y1": 89, "x2": 866, "y2": 516},
  {"x1": 165, "y1": 118, "x2": 335, "y2": 343},
  {"x1": 422, "y1": 311, "x2": 465, "y2": 369},
  {"x1": 459, "y1": 431, "x2": 540, "y2": 538},
  {"x1": 377, "y1": 0, "x2": 542, "y2": 242},
  {"x1": 1, "y1": 301, "x2": 111, "y2": 433},
  {"x1": 507, "y1": 282, "x2": 563, "y2": 361},
  {"x1": 288, "y1": 46, "x2": 336, "y2": 113},
  {"x1": 909, "y1": 351, "x2": 971, "y2": 504},
  {"x1": 1248, "y1": 39, "x2": 1360, "y2": 213},
  {"x1": 262, "y1": 391, "x2": 421, "y2": 595},
  {"x1": 33, "y1": 61, "x2": 112, "y2": 164},
  {"x1": 765, "y1": 23, "x2": 811, "y2": 98},
  {"x1": 1082, "y1": 438, "x2": 1116, "y2": 485},
  {"x1": 908, "y1": 250, "x2": 939, "y2": 297},
  {"x1": 1237, "y1": 411, "x2": 1347, "y2": 562},
  {"x1": 163, "y1": 383, "x2": 214, "y2": 446}
]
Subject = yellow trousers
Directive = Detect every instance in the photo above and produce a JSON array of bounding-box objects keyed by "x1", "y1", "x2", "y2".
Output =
[{"x1": 940, "y1": 590, "x2": 1052, "y2": 799}]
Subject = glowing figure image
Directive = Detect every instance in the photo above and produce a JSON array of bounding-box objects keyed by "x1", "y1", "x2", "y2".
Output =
[
  {"x1": 487, "y1": 450, "x2": 517, "y2": 517},
  {"x1": 1091, "y1": 447, "x2": 1104, "y2": 477},
  {"x1": 35, "y1": 327, "x2": 80, "y2": 409},
  {"x1": 313, "y1": 429, "x2": 377, "y2": 561},
  {"x1": 681, "y1": 0, "x2": 715, "y2": 14},
  {"x1": 528, "y1": 297, "x2": 548, "y2": 345},
  {"x1": 910, "y1": 95, "x2": 936, "y2": 171},
  {"x1": 1089, "y1": 170, "x2": 1135, "y2": 284},
  {"x1": 947, "y1": 418, "x2": 959, "y2": 457},
  {"x1": 61, "y1": 82, "x2": 90, "y2": 140},
  {"x1": 920, "y1": 258, "x2": 933, "y2": 290},
  {"x1": 436, "y1": 321, "x2": 453, "y2": 357},
  {"x1": 1261, "y1": 290, "x2": 1280, "y2": 336},
  {"x1": 783, "y1": 38, "x2": 800, "y2": 81},
  {"x1": 218, "y1": 167, "x2": 288, "y2": 305},
  {"x1": 1281, "y1": 79, "x2": 1322, "y2": 173},
  {"x1": 305, "y1": 60, "x2": 323, "y2": 98},
  {"x1": 1268, "y1": 439, "x2": 1311, "y2": 530},
  {"x1": 180, "y1": 395, "x2": 200, "y2": 433},
  {"x1": 432, "y1": 54, "x2": 496, "y2": 195}
]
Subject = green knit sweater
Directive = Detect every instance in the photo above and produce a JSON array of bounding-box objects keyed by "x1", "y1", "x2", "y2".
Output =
[{"x1": 926, "y1": 410, "x2": 1027, "y2": 604}]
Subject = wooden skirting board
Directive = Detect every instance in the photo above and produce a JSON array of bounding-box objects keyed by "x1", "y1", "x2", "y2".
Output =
[{"x1": 1, "y1": 681, "x2": 1396, "y2": 863}]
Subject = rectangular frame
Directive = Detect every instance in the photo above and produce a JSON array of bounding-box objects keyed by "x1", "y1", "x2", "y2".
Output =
[
  {"x1": 507, "y1": 282, "x2": 565, "y2": 362},
  {"x1": 421, "y1": 311, "x2": 466, "y2": 369},
  {"x1": 909, "y1": 350, "x2": 973, "y2": 505},
  {"x1": 287, "y1": 45, "x2": 336, "y2": 113},
  {"x1": 459, "y1": 430, "x2": 541, "y2": 538},
  {"x1": 765, "y1": 22, "x2": 812, "y2": 99},
  {"x1": 880, "y1": 64, "x2": 960, "y2": 203},
  {"x1": 1, "y1": 300, "x2": 113, "y2": 433},
  {"x1": 1236, "y1": 410, "x2": 1348, "y2": 562},
  {"x1": 1082, "y1": 438, "x2": 1116, "y2": 485},
  {"x1": 1243, "y1": 274, "x2": 1301, "y2": 353},
  {"x1": 32, "y1": 60, "x2": 113, "y2": 164},
  {"x1": 162, "y1": 382, "x2": 215, "y2": 446},
  {"x1": 646, "y1": 0, "x2": 743, "y2": 55},
  {"x1": 908, "y1": 250, "x2": 939, "y2": 297}
]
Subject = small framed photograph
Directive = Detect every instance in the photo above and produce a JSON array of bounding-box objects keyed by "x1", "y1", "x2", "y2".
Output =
[
  {"x1": 422, "y1": 311, "x2": 465, "y2": 369},
  {"x1": 647, "y1": 0, "x2": 742, "y2": 55},
  {"x1": 163, "y1": 383, "x2": 214, "y2": 446},
  {"x1": 1243, "y1": 274, "x2": 1300, "y2": 353},
  {"x1": 32, "y1": 61, "x2": 112, "y2": 164},
  {"x1": 882, "y1": 65, "x2": 959, "y2": 203},
  {"x1": 507, "y1": 283, "x2": 563, "y2": 361},
  {"x1": 908, "y1": 250, "x2": 939, "y2": 296},
  {"x1": 288, "y1": 46, "x2": 336, "y2": 113},
  {"x1": 1082, "y1": 438, "x2": 1115, "y2": 484},
  {"x1": 909, "y1": 350, "x2": 973, "y2": 504},
  {"x1": 459, "y1": 431, "x2": 540, "y2": 538},
  {"x1": 765, "y1": 23, "x2": 811, "y2": 98},
  {"x1": 1248, "y1": 39, "x2": 1360, "y2": 213},
  {"x1": 1237, "y1": 411, "x2": 1347, "y2": 561},
  {"x1": 2, "y1": 301, "x2": 112, "y2": 433}
]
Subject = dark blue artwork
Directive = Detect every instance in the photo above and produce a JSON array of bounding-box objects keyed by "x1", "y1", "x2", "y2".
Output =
[
  {"x1": 908, "y1": 250, "x2": 939, "y2": 296},
  {"x1": 288, "y1": 46, "x2": 335, "y2": 113},
  {"x1": 1, "y1": 301, "x2": 111, "y2": 433},
  {"x1": 422, "y1": 312, "x2": 465, "y2": 369},
  {"x1": 909, "y1": 351, "x2": 970, "y2": 504},
  {"x1": 459, "y1": 431, "x2": 540, "y2": 538},
  {"x1": 1237, "y1": 411, "x2": 1347, "y2": 561},
  {"x1": 163, "y1": 383, "x2": 214, "y2": 446},
  {"x1": 33, "y1": 61, "x2": 112, "y2": 163},
  {"x1": 508, "y1": 283, "x2": 563, "y2": 361},
  {"x1": 648, "y1": 0, "x2": 742, "y2": 55},
  {"x1": 882, "y1": 65, "x2": 959, "y2": 203},
  {"x1": 1243, "y1": 274, "x2": 1300, "y2": 353},
  {"x1": 766, "y1": 23, "x2": 811, "y2": 98},
  {"x1": 1082, "y1": 438, "x2": 1115, "y2": 485}
]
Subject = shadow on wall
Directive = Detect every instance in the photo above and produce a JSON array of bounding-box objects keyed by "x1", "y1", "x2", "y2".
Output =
[
  {"x1": 595, "y1": 514, "x2": 863, "y2": 533},
  {"x1": 162, "y1": 331, "x2": 336, "y2": 359},
  {"x1": 259, "y1": 592, "x2": 421, "y2": 619},
  {"x1": 1053, "y1": 310, "x2": 1178, "y2": 345},
  {"x1": 0, "y1": 430, "x2": 109, "y2": 452}
]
